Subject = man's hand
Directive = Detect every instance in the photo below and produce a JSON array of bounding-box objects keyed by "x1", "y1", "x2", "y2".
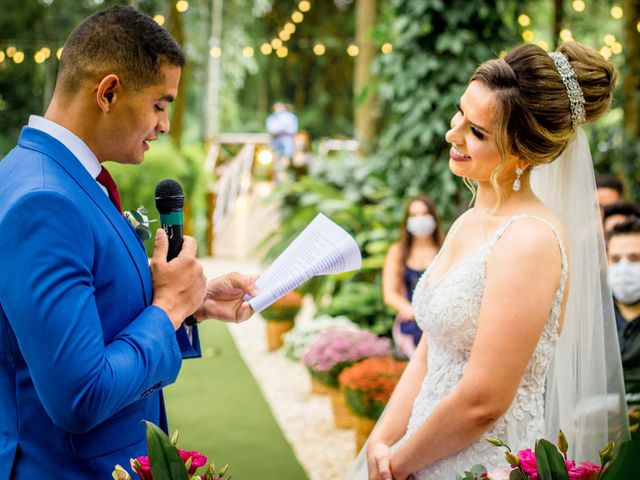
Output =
[
  {"x1": 151, "y1": 229, "x2": 207, "y2": 330},
  {"x1": 194, "y1": 272, "x2": 257, "y2": 323}
]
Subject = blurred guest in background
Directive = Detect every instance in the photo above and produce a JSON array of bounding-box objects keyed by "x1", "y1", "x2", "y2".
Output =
[
  {"x1": 603, "y1": 202, "x2": 640, "y2": 236},
  {"x1": 382, "y1": 195, "x2": 442, "y2": 358},
  {"x1": 596, "y1": 174, "x2": 624, "y2": 215},
  {"x1": 607, "y1": 217, "x2": 640, "y2": 408},
  {"x1": 266, "y1": 102, "x2": 298, "y2": 182}
]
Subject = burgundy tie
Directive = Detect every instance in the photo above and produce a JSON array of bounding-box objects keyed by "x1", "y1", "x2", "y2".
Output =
[{"x1": 96, "y1": 166, "x2": 123, "y2": 214}]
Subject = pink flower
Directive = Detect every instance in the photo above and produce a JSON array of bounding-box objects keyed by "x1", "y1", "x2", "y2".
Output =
[
  {"x1": 515, "y1": 449, "x2": 538, "y2": 479},
  {"x1": 568, "y1": 461, "x2": 600, "y2": 480},
  {"x1": 130, "y1": 456, "x2": 152, "y2": 480},
  {"x1": 178, "y1": 449, "x2": 208, "y2": 474}
]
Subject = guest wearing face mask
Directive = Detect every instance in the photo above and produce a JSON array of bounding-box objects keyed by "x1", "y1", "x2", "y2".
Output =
[
  {"x1": 607, "y1": 216, "x2": 640, "y2": 408},
  {"x1": 383, "y1": 195, "x2": 443, "y2": 358}
]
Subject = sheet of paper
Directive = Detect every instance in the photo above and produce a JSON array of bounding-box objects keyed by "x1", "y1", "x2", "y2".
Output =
[{"x1": 247, "y1": 213, "x2": 362, "y2": 313}]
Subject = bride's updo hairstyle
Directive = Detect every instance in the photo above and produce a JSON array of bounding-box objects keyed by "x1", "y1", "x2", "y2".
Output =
[{"x1": 470, "y1": 42, "x2": 617, "y2": 198}]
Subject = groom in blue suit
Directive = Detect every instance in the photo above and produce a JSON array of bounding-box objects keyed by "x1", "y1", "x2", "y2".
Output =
[{"x1": 0, "y1": 6, "x2": 254, "y2": 479}]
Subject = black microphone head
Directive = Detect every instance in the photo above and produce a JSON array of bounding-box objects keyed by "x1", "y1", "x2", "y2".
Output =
[{"x1": 155, "y1": 179, "x2": 185, "y2": 213}]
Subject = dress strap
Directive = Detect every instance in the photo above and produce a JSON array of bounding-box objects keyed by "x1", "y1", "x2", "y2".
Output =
[{"x1": 487, "y1": 214, "x2": 569, "y2": 299}]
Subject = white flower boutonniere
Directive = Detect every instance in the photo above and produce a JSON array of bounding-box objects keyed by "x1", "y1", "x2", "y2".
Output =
[{"x1": 124, "y1": 205, "x2": 156, "y2": 242}]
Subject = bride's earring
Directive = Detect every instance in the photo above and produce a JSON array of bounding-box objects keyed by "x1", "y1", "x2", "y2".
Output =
[{"x1": 513, "y1": 167, "x2": 523, "y2": 192}]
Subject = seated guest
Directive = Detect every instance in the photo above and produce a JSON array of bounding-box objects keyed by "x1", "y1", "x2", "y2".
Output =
[
  {"x1": 607, "y1": 217, "x2": 640, "y2": 408},
  {"x1": 382, "y1": 195, "x2": 442, "y2": 359},
  {"x1": 603, "y1": 202, "x2": 640, "y2": 236},
  {"x1": 596, "y1": 174, "x2": 624, "y2": 215}
]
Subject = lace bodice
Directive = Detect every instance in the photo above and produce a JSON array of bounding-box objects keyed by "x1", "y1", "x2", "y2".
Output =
[{"x1": 405, "y1": 213, "x2": 568, "y2": 479}]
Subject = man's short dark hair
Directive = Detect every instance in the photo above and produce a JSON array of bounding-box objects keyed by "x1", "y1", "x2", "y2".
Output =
[
  {"x1": 57, "y1": 6, "x2": 185, "y2": 95},
  {"x1": 607, "y1": 216, "x2": 640, "y2": 243},
  {"x1": 603, "y1": 202, "x2": 640, "y2": 221},
  {"x1": 596, "y1": 175, "x2": 624, "y2": 196}
]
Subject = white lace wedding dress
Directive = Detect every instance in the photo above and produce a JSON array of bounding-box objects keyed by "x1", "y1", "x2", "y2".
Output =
[{"x1": 405, "y1": 213, "x2": 567, "y2": 479}]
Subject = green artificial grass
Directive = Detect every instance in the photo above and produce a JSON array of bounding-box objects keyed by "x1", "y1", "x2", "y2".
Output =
[{"x1": 164, "y1": 322, "x2": 309, "y2": 480}]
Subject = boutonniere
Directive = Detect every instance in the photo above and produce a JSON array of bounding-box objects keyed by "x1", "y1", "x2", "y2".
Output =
[{"x1": 124, "y1": 205, "x2": 156, "y2": 242}]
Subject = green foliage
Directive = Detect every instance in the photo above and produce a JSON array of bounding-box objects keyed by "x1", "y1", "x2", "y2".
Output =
[
  {"x1": 534, "y1": 439, "x2": 569, "y2": 480},
  {"x1": 262, "y1": 153, "x2": 399, "y2": 333},
  {"x1": 601, "y1": 431, "x2": 640, "y2": 479},
  {"x1": 372, "y1": 0, "x2": 520, "y2": 221},
  {"x1": 343, "y1": 388, "x2": 386, "y2": 420},
  {"x1": 108, "y1": 140, "x2": 208, "y2": 255},
  {"x1": 144, "y1": 421, "x2": 189, "y2": 480}
]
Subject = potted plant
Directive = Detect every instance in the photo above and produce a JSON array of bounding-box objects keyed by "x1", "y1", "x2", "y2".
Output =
[
  {"x1": 339, "y1": 357, "x2": 407, "y2": 450},
  {"x1": 302, "y1": 328, "x2": 392, "y2": 428},
  {"x1": 260, "y1": 290, "x2": 303, "y2": 351}
]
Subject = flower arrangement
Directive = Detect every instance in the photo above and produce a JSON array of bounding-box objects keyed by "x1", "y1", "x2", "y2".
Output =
[
  {"x1": 124, "y1": 205, "x2": 156, "y2": 242},
  {"x1": 302, "y1": 328, "x2": 392, "y2": 387},
  {"x1": 458, "y1": 431, "x2": 615, "y2": 480},
  {"x1": 112, "y1": 421, "x2": 230, "y2": 480},
  {"x1": 338, "y1": 357, "x2": 407, "y2": 420},
  {"x1": 282, "y1": 314, "x2": 359, "y2": 361}
]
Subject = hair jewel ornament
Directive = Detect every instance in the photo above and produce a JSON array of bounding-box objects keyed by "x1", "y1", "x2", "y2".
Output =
[{"x1": 549, "y1": 51, "x2": 586, "y2": 128}]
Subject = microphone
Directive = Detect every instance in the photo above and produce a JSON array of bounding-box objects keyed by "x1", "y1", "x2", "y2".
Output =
[{"x1": 154, "y1": 179, "x2": 197, "y2": 327}]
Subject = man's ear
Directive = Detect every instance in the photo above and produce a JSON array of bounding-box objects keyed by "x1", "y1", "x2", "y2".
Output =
[{"x1": 96, "y1": 74, "x2": 120, "y2": 112}]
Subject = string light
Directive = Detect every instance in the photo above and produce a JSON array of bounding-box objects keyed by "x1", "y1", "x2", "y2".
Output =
[
  {"x1": 153, "y1": 14, "x2": 165, "y2": 26},
  {"x1": 560, "y1": 29, "x2": 573, "y2": 42},
  {"x1": 604, "y1": 34, "x2": 616, "y2": 45},
  {"x1": 381, "y1": 42, "x2": 393, "y2": 54},
  {"x1": 572, "y1": 0, "x2": 585, "y2": 12},
  {"x1": 291, "y1": 11, "x2": 303, "y2": 23},
  {"x1": 56, "y1": 47, "x2": 63, "y2": 60},
  {"x1": 271, "y1": 38, "x2": 283, "y2": 49},
  {"x1": 611, "y1": 41, "x2": 622, "y2": 54},
  {"x1": 313, "y1": 43, "x2": 325, "y2": 55},
  {"x1": 278, "y1": 30, "x2": 291, "y2": 41},
  {"x1": 242, "y1": 46, "x2": 254, "y2": 57},
  {"x1": 275, "y1": 46, "x2": 288, "y2": 58},
  {"x1": 13, "y1": 51, "x2": 25, "y2": 64},
  {"x1": 176, "y1": 1, "x2": 189, "y2": 13},
  {"x1": 298, "y1": 1, "x2": 311, "y2": 13},
  {"x1": 518, "y1": 14, "x2": 531, "y2": 27},
  {"x1": 6, "y1": 46, "x2": 16, "y2": 58},
  {"x1": 637, "y1": 21, "x2": 640, "y2": 33},
  {"x1": 0, "y1": 51, "x2": 5, "y2": 63},
  {"x1": 537, "y1": 40, "x2": 548, "y2": 51},
  {"x1": 41, "y1": 47, "x2": 51, "y2": 59},
  {"x1": 522, "y1": 30, "x2": 534, "y2": 42},
  {"x1": 499, "y1": 50, "x2": 507, "y2": 58},
  {"x1": 611, "y1": 6, "x2": 623, "y2": 19},
  {"x1": 34, "y1": 51, "x2": 46, "y2": 64},
  {"x1": 284, "y1": 22, "x2": 296, "y2": 34},
  {"x1": 260, "y1": 43, "x2": 272, "y2": 55},
  {"x1": 600, "y1": 46, "x2": 612, "y2": 59},
  {"x1": 347, "y1": 44, "x2": 359, "y2": 57},
  {"x1": 209, "y1": 46, "x2": 221, "y2": 58}
]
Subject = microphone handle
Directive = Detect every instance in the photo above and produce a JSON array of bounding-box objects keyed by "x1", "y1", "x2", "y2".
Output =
[{"x1": 162, "y1": 222, "x2": 198, "y2": 327}]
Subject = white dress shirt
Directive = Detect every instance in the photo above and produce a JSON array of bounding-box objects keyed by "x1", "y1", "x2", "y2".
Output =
[{"x1": 28, "y1": 115, "x2": 109, "y2": 198}]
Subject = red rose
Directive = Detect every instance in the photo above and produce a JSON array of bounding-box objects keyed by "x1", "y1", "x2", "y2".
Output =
[
  {"x1": 178, "y1": 449, "x2": 208, "y2": 474},
  {"x1": 130, "y1": 456, "x2": 152, "y2": 480},
  {"x1": 516, "y1": 449, "x2": 538, "y2": 480}
]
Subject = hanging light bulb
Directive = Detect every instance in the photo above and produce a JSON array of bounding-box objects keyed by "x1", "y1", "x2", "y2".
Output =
[{"x1": 313, "y1": 43, "x2": 325, "y2": 55}]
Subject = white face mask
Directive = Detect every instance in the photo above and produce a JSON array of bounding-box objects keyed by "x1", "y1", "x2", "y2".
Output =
[
  {"x1": 406, "y1": 215, "x2": 436, "y2": 238},
  {"x1": 608, "y1": 258, "x2": 640, "y2": 305}
]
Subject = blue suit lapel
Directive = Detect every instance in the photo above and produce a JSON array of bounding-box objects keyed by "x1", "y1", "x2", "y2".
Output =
[{"x1": 18, "y1": 127, "x2": 151, "y2": 305}]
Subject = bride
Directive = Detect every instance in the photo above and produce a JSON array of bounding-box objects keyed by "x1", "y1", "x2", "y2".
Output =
[{"x1": 348, "y1": 42, "x2": 629, "y2": 480}]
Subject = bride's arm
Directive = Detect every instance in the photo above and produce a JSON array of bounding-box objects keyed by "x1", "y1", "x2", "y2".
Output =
[
  {"x1": 390, "y1": 221, "x2": 563, "y2": 479},
  {"x1": 369, "y1": 334, "x2": 429, "y2": 446},
  {"x1": 366, "y1": 335, "x2": 428, "y2": 479}
]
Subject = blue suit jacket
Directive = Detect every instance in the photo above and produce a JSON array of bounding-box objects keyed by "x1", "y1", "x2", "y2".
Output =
[{"x1": 0, "y1": 127, "x2": 201, "y2": 478}]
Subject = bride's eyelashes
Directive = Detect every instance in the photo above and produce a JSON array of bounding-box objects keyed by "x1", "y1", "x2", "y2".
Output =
[{"x1": 455, "y1": 102, "x2": 485, "y2": 141}]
